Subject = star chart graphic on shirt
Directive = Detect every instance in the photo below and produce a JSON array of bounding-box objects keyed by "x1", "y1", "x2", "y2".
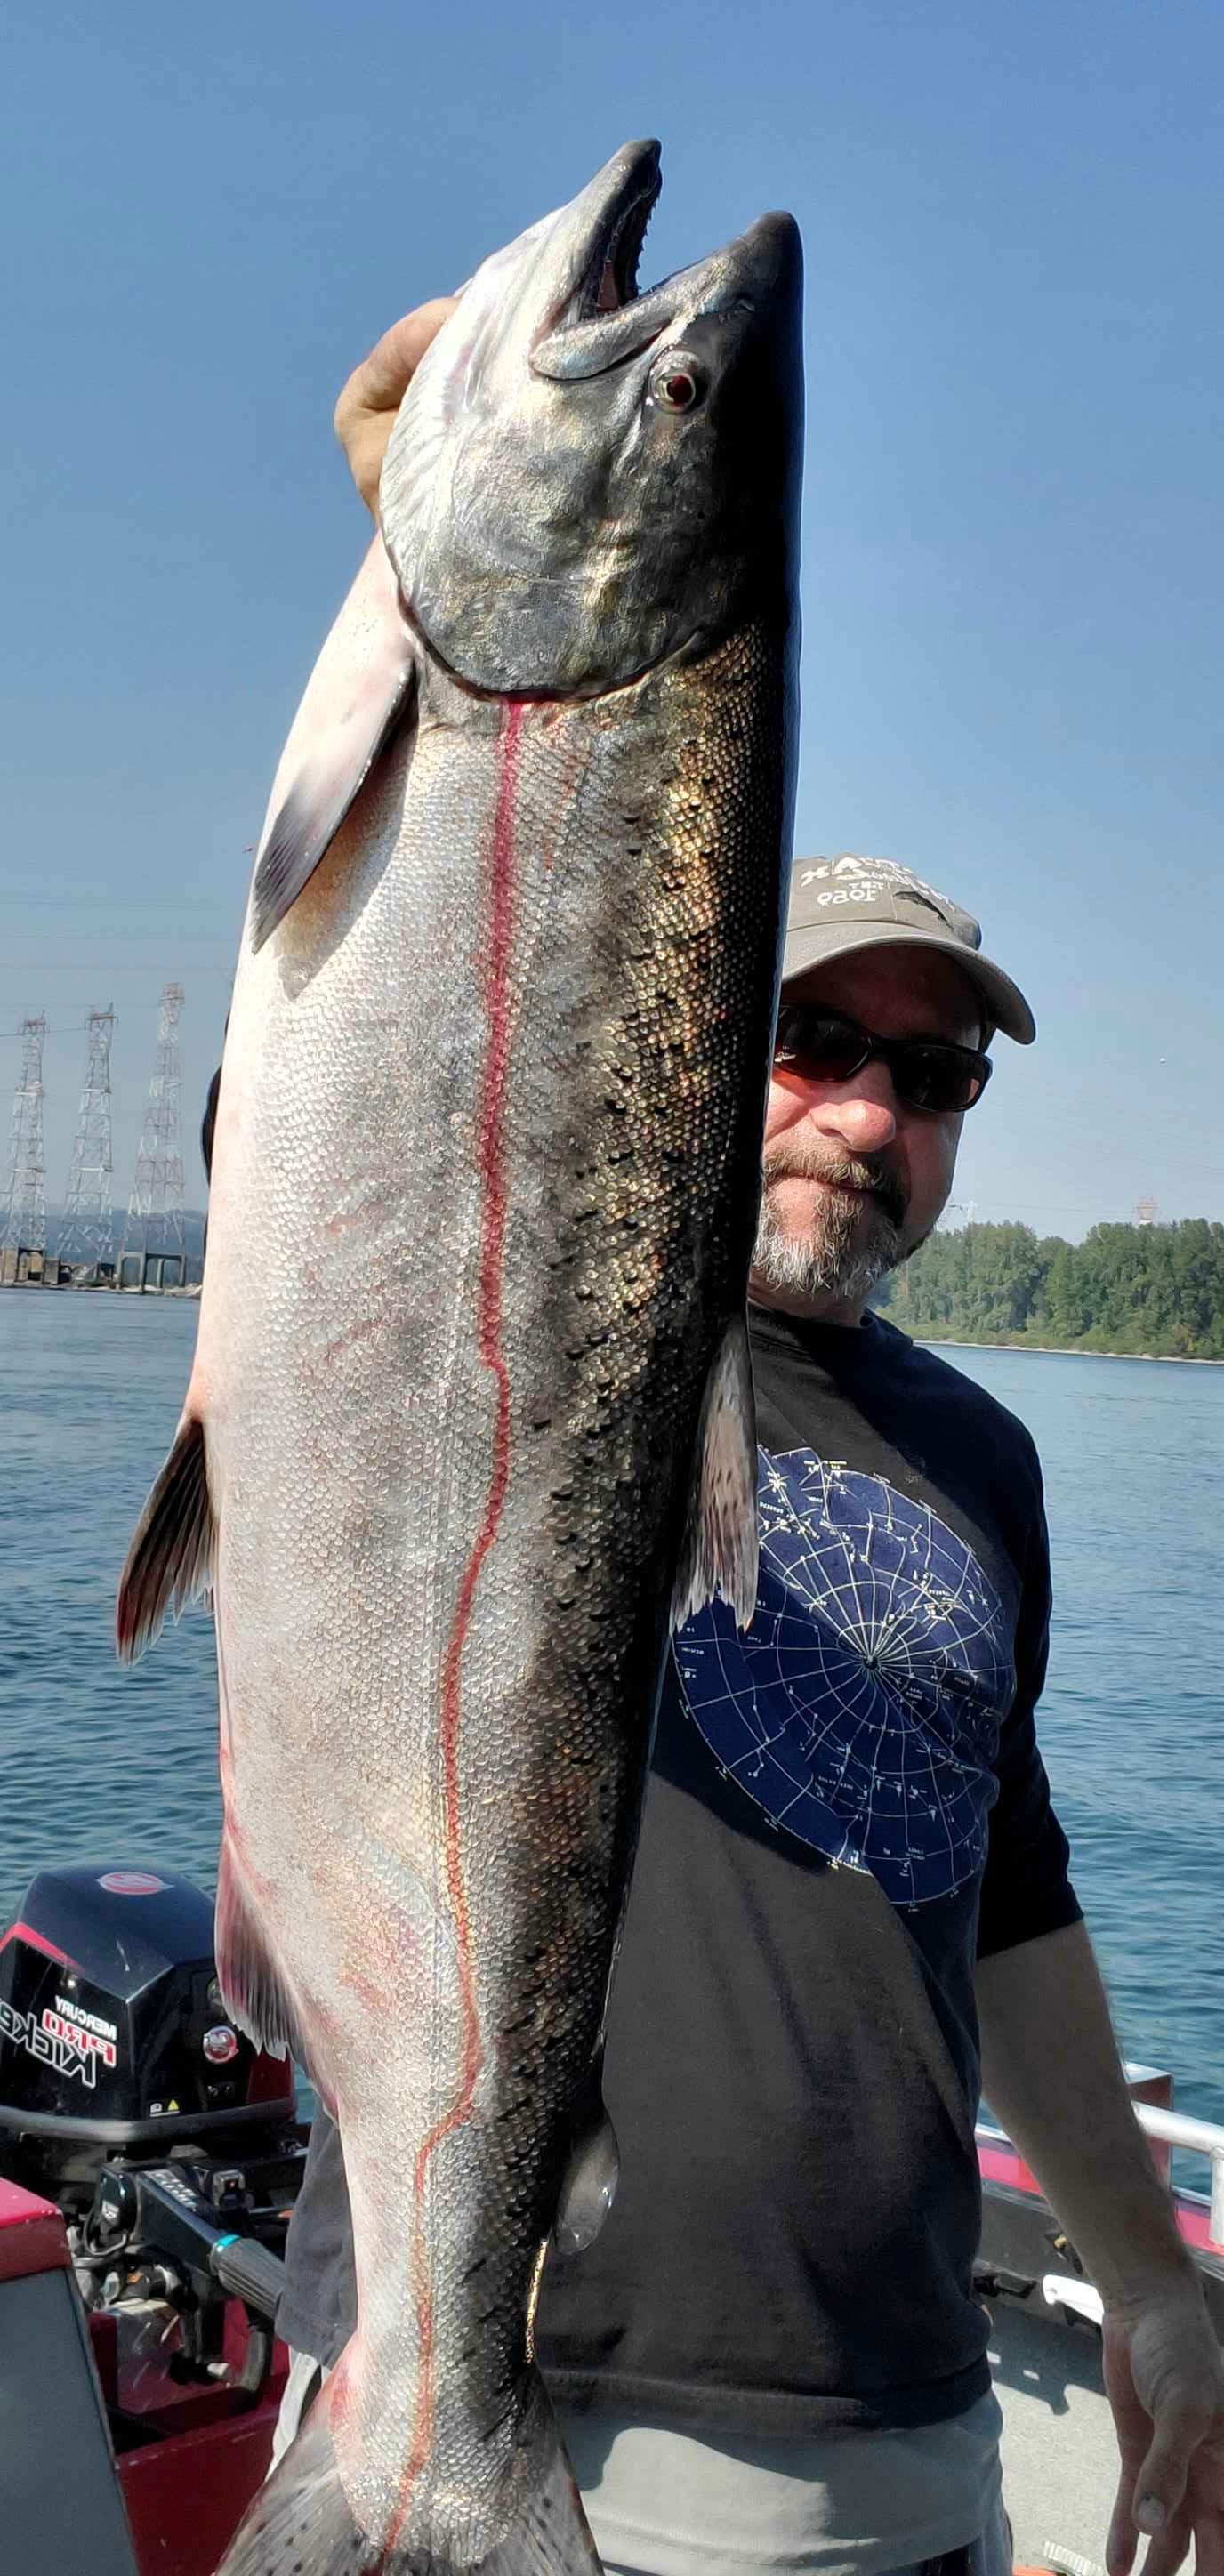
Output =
[{"x1": 673, "y1": 1449, "x2": 1013, "y2": 1904}]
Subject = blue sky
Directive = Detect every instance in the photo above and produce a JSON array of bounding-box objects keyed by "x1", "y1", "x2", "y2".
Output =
[{"x1": 3, "y1": 0, "x2": 1220, "y2": 1236}]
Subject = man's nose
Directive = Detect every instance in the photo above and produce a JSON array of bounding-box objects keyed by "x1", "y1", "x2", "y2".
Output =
[{"x1": 815, "y1": 1059, "x2": 899, "y2": 1155}]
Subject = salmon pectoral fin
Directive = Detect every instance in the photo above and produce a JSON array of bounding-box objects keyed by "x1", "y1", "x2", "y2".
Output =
[
  {"x1": 214, "y1": 2367, "x2": 603, "y2": 2576},
  {"x1": 249, "y1": 534, "x2": 418, "y2": 953},
  {"x1": 116, "y1": 1416, "x2": 215, "y2": 1663},
  {"x1": 670, "y1": 1311, "x2": 760, "y2": 1636}
]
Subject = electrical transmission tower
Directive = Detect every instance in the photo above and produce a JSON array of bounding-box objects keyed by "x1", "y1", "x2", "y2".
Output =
[
  {"x1": 3, "y1": 1014, "x2": 48, "y2": 1268},
  {"x1": 59, "y1": 1008, "x2": 116, "y2": 1274},
  {"x1": 119, "y1": 984, "x2": 187, "y2": 1288}
]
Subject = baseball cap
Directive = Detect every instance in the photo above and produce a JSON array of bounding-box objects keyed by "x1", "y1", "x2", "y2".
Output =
[{"x1": 782, "y1": 854, "x2": 1035, "y2": 1045}]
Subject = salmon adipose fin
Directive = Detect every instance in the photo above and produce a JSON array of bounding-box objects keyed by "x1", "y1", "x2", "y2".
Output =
[
  {"x1": 250, "y1": 535, "x2": 417, "y2": 952},
  {"x1": 213, "y1": 2371, "x2": 604, "y2": 2576},
  {"x1": 116, "y1": 1415, "x2": 216, "y2": 1662},
  {"x1": 670, "y1": 1312, "x2": 759, "y2": 1634}
]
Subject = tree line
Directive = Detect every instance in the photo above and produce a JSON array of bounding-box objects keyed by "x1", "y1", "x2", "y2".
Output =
[{"x1": 873, "y1": 1220, "x2": 1224, "y2": 1361}]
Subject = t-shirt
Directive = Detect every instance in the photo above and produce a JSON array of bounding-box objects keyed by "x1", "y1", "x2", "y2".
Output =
[
  {"x1": 276, "y1": 1307, "x2": 1080, "y2": 2441},
  {"x1": 557, "y1": 2396, "x2": 1006, "y2": 2576}
]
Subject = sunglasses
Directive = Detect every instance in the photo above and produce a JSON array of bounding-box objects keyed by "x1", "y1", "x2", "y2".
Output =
[{"x1": 773, "y1": 1005, "x2": 993, "y2": 1115}]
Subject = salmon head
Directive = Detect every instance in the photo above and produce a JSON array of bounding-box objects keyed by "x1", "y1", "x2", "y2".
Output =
[{"x1": 379, "y1": 138, "x2": 803, "y2": 698}]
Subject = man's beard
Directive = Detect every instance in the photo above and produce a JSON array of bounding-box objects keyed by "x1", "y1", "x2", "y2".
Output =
[{"x1": 752, "y1": 1148, "x2": 910, "y2": 1308}]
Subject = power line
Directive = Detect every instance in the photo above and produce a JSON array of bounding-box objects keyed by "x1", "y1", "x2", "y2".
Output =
[
  {"x1": 5, "y1": 893, "x2": 242, "y2": 913},
  {"x1": 0, "y1": 1007, "x2": 168, "y2": 1034},
  {"x1": 4, "y1": 938, "x2": 234, "y2": 952},
  {"x1": 961, "y1": 1196, "x2": 1224, "y2": 1213},
  {"x1": 0, "y1": 962, "x2": 231, "y2": 977}
]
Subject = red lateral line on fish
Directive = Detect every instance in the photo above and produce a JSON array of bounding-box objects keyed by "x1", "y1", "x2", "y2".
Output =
[{"x1": 395, "y1": 701, "x2": 525, "y2": 2540}]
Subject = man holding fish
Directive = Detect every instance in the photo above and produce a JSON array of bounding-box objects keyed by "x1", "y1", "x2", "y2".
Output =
[
  {"x1": 124, "y1": 149, "x2": 1224, "y2": 2576},
  {"x1": 290, "y1": 308, "x2": 1224, "y2": 2576}
]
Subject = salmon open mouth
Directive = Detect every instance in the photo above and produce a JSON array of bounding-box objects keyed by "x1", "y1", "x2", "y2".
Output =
[
  {"x1": 588, "y1": 151, "x2": 661, "y2": 313},
  {"x1": 533, "y1": 141, "x2": 714, "y2": 382}
]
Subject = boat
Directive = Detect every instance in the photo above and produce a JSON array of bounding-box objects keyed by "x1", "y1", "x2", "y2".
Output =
[
  {"x1": 0, "y1": 1864, "x2": 303, "y2": 2576},
  {"x1": 979, "y1": 2073, "x2": 1224, "y2": 2571},
  {"x1": 1, "y1": 1861, "x2": 1220, "y2": 2574}
]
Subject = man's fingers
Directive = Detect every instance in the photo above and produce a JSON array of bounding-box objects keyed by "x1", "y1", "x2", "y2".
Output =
[
  {"x1": 334, "y1": 299, "x2": 459, "y2": 515},
  {"x1": 1133, "y1": 2409, "x2": 1210, "y2": 2544},
  {"x1": 1107, "y1": 2474, "x2": 1140, "y2": 2576},
  {"x1": 1187, "y1": 2500, "x2": 1224, "y2": 2576},
  {"x1": 336, "y1": 301, "x2": 458, "y2": 430},
  {"x1": 1134, "y1": 2502, "x2": 1192, "y2": 2576}
]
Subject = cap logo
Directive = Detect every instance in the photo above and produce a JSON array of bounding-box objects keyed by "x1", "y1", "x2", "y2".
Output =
[
  {"x1": 792, "y1": 855, "x2": 981, "y2": 950},
  {"x1": 800, "y1": 856, "x2": 949, "y2": 908},
  {"x1": 783, "y1": 853, "x2": 1029, "y2": 1041}
]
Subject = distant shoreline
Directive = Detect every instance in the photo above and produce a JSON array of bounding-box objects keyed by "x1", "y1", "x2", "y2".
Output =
[{"x1": 914, "y1": 1334, "x2": 1224, "y2": 1368}]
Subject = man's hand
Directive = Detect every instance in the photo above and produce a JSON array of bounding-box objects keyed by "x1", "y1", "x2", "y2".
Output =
[
  {"x1": 978, "y1": 1925, "x2": 1224, "y2": 2568},
  {"x1": 334, "y1": 300, "x2": 458, "y2": 516},
  {"x1": 1104, "y1": 2287, "x2": 1224, "y2": 2576}
]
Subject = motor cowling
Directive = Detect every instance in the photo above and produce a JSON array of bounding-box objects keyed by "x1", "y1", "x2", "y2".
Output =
[{"x1": 0, "y1": 1864, "x2": 294, "y2": 2154}]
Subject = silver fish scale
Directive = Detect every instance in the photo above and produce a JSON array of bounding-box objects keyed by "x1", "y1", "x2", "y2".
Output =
[{"x1": 196, "y1": 617, "x2": 787, "y2": 2560}]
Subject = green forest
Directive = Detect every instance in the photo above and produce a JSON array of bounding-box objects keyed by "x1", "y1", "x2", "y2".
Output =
[{"x1": 872, "y1": 1220, "x2": 1224, "y2": 1361}]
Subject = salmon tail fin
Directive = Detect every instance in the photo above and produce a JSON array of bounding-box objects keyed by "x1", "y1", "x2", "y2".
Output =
[
  {"x1": 117, "y1": 1415, "x2": 215, "y2": 1663},
  {"x1": 213, "y1": 2371, "x2": 602, "y2": 2576},
  {"x1": 477, "y1": 2386, "x2": 604, "y2": 2576},
  {"x1": 671, "y1": 1310, "x2": 759, "y2": 1635},
  {"x1": 212, "y1": 2386, "x2": 365, "y2": 2575}
]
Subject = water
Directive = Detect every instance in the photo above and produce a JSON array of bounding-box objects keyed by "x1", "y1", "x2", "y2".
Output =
[
  {"x1": 0, "y1": 1294, "x2": 222, "y2": 1912},
  {"x1": 940, "y1": 1341, "x2": 1224, "y2": 2145},
  {"x1": 2, "y1": 1297, "x2": 1221, "y2": 2154}
]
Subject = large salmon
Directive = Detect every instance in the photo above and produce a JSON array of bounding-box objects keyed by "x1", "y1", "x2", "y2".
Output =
[{"x1": 117, "y1": 139, "x2": 801, "y2": 2576}]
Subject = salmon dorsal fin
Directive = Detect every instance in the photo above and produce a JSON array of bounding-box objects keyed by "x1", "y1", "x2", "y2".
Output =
[
  {"x1": 116, "y1": 1415, "x2": 215, "y2": 1662},
  {"x1": 671, "y1": 1313, "x2": 759, "y2": 1635},
  {"x1": 249, "y1": 535, "x2": 417, "y2": 952}
]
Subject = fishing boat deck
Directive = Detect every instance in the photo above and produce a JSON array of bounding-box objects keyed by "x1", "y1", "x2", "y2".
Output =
[
  {"x1": 993, "y1": 2300, "x2": 1123, "y2": 2570},
  {"x1": 978, "y1": 2080, "x2": 1224, "y2": 2572}
]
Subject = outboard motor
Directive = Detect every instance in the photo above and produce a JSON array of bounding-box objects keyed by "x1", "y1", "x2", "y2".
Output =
[{"x1": 0, "y1": 1865, "x2": 305, "y2": 2412}]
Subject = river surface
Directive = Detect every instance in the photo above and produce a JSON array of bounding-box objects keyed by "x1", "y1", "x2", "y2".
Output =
[{"x1": 2, "y1": 1292, "x2": 1220, "y2": 2162}]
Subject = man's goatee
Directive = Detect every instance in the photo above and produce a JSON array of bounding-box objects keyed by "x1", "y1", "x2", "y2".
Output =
[{"x1": 751, "y1": 1154, "x2": 907, "y2": 1306}]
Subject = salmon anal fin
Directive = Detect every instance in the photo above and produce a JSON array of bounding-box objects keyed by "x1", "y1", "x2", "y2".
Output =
[
  {"x1": 249, "y1": 535, "x2": 417, "y2": 953},
  {"x1": 116, "y1": 1416, "x2": 215, "y2": 1664},
  {"x1": 670, "y1": 1312, "x2": 759, "y2": 1635},
  {"x1": 214, "y1": 1839, "x2": 326, "y2": 2100}
]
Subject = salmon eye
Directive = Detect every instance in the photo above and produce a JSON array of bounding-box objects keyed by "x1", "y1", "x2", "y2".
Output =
[{"x1": 648, "y1": 351, "x2": 705, "y2": 413}]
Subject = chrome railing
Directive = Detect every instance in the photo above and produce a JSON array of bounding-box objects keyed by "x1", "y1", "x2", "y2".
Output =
[
  {"x1": 979, "y1": 2070, "x2": 1224, "y2": 2256},
  {"x1": 1132, "y1": 2101, "x2": 1224, "y2": 2250}
]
